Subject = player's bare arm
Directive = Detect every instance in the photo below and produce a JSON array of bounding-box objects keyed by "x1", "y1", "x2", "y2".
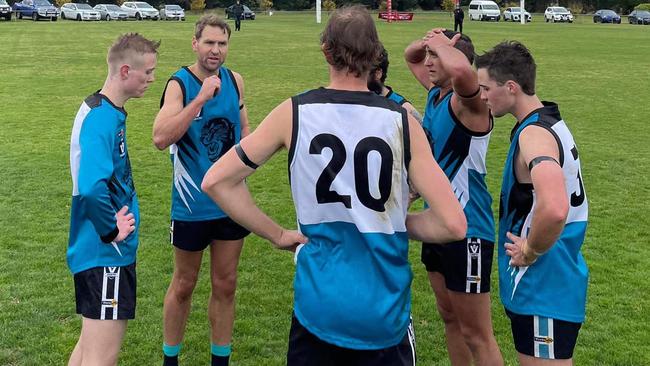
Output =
[
  {"x1": 506, "y1": 125, "x2": 569, "y2": 266},
  {"x1": 152, "y1": 76, "x2": 221, "y2": 149},
  {"x1": 425, "y1": 31, "x2": 491, "y2": 134},
  {"x1": 233, "y1": 71, "x2": 251, "y2": 137},
  {"x1": 402, "y1": 101, "x2": 423, "y2": 124},
  {"x1": 201, "y1": 99, "x2": 307, "y2": 250},
  {"x1": 404, "y1": 38, "x2": 433, "y2": 90},
  {"x1": 406, "y1": 114, "x2": 467, "y2": 243}
]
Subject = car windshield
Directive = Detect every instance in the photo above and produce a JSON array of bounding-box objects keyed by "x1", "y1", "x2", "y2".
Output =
[
  {"x1": 105, "y1": 4, "x2": 121, "y2": 10},
  {"x1": 166, "y1": 4, "x2": 182, "y2": 9},
  {"x1": 553, "y1": 7, "x2": 568, "y2": 12},
  {"x1": 0, "y1": 0, "x2": 8, "y2": 5},
  {"x1": 77, "y1": 3, "x2": 92, "y2": 9},
  {"x1": 637, "y1": 11, "x2": 650, "y2": 16},
  {"x1": 34, "y1": 0, "x2": 52, "y2": 6},
  {"x1": 510, "y1": 7, "x2": 521, "y2": 12},
  {"x1": 601, "y1": 10, "x2": 616, "y2": 15},
  {"x1": 243, "y1": 5, "x2": 251, "y2": 11},
  {"x1": 484, "y1": 4, "x2": 499, "y2": 10},
  {"x1": 135, "y1": 2, "x2": 153, "y2": 8}
]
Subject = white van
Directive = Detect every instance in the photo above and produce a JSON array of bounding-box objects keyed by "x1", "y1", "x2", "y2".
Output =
[{"x1": 468, "y1": 0, "x2": 501, "y2": 21}]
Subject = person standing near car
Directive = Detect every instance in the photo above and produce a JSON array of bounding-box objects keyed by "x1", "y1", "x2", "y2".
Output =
[
  {"x1": 454, "y1": 4, "x2": 464, "y2": 33},
  {"x1": 232, "y1": 0, "x2": 244, "y2": 31},
  {"x1": 153, "y1": 14, "x2": 250, "y2": 366}
]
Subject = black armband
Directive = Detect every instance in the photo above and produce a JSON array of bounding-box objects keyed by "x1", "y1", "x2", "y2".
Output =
[
  {"x1": 235, "y1": 144, "x2": 259, "y2": 170},
  {"x1": 100, "y1": 226, "x2": 119, "y2": 243},
  {"x1": 528, "y1": 156, "x2": 559, "y2": 171},
  {"x1": 456, "y1": 87, "x2": 481, "y2": 99}
]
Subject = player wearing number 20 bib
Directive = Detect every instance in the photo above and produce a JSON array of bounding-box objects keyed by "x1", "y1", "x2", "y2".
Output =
[
  {"x1": 288, "y1": 87, "x2": 412, "y2": 350},
  {"x1": 499, "y1": 101, "x2": 589, "y2": 324}
]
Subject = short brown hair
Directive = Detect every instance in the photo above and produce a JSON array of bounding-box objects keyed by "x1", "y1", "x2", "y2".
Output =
[
  {"x1": 320, "y1": 5, "x2": 381, "y2": 77},
  {"x1": 107, "y1": 33, "x2": 160, "y2": 68},
  {"x1": 195, "y1": 14, "x2": 231, "y2": 40},
  {"x1": 475, "y1": 41, "x2": 537, "y2": 95},
  {"x1": 442, "y1": 30, "x2": 475, "y2": 64}
]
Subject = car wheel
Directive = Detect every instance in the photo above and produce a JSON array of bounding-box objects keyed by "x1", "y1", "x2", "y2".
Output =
[
  {"x1": 593, "y1": 17, "x2": 597, "y2": 23},
  {"x1": 135, "y1": 12, "x2": 141, "y2": 20},
  {"x1": 545, "y1": 17, "x2": 549, "y2": 22},
  {"x1": 76, "y1": 13, "x2": 81, "y2": 21},
  {"x1": 51, "y1": 16, "x2": 56, "y2": 21},
  {"x1": 32, "y1": 12, "x2": 37, "y2": 20},
  {"x1": 552, "y1": 17, "x2": 555, "y2": 22},
  {"x1": 61, "y1": 12, "x2": 65, "y2": 19},
  {"x1": 106, "y1": 14, "x2": 111, "y2": 20}
]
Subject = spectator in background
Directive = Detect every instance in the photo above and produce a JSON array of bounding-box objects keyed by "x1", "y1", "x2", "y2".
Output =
[
  {"x1": 454, "y1": 4, "x2": 464, "y2": 33},
  {"x1": 232, "y1": 0, "x2": 244, "y2": 31}
]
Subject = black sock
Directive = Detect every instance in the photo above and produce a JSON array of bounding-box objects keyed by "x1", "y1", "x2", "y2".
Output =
[
  {"x1": 211, "y1": 354, "x2": 229, "y2": 366},
  {"x1": 163, "y1": 355, "x2": 178, "y2": 366}
]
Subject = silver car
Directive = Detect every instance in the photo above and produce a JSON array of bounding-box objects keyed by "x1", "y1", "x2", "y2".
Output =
[
  {"x1": 60, "y1": 3, "x2": 100, "y2": 21},
  {"x1": 94, "y1": 4, "x2": 128, "y2": 20},
  {"x1": 121, "y1": 1, "x2": 159, "y2": 20},
  {"x1": 160, "y1": 4, "x2": 185, "y2": 20}
]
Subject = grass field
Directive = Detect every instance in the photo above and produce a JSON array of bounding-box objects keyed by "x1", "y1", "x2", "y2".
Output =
[{"x1": 1, "y1": 11, "x2": 649, "y2": 365}]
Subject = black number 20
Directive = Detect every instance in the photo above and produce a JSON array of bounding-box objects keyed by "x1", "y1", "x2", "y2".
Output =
[{"x1": 309, "y1": 133, "x2": 393, "y2": 212}]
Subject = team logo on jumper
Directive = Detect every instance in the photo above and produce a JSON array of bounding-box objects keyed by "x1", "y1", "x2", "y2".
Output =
[
  {"x1": 534, "y1": 336, "x2": 554, "y2": 344},
  {"x1": 200, "y1": 118, "x2": 235, "y2": 162},
  {"x1": 118, "y1": 129, "x2": 126, "y2": 157}
]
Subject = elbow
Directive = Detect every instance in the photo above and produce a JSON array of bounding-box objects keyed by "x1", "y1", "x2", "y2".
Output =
[
  {"x1": 449, "y1": 214, "x2": 468, "y2": 241},
  {"x1": 152, "y1": 135, "x2": 168, "y2": 151},
  {"x1": 540, "y1": 198, "x2": 569, "y2": 227}
]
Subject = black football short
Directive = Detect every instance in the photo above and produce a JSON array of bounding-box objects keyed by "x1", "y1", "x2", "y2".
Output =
[
  {"x1": 74, "y1": 263, "x2": 136, "y2": 320},
  {"x1": 287, "y1": 315, "x2": 416, "y2": 366},
  {"x1": 421, "y1": 238, "x2": 494, "y2": 293},
  {"x1": 506, "y1": 309, "x2": 582, "y2": 360},
  {"x1": 170, "y1": 217, "x2": 250, "y2": 251}
]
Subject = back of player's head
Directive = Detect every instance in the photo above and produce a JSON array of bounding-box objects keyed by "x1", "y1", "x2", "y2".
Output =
[
  {"x1": 442, "y1": 30, "x2": 475, "y2": 64},
  {"x1": 320, "y1": 5, "x2": 381, "y2": 78},
  {"x1": 475, "y1": 41, "x2": 536, "y2": 95},
  {"x1": 195, "y1": 14, "x2": 231, "y2": 40},
  {"x1": 107, "y1": 33, "x2": 160, "y2": 71}
]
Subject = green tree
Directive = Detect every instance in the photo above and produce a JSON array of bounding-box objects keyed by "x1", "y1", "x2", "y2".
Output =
[
  {"x1": 260, "y1": 0, "x2": 273, "y2": 10},
  {"x1": 323, "y1": 0, "x2": 336, "y2": 10},
  {"x1": 191, "y1": 0, "x2": 206, "y2": 10},
  {"x1": 441, "y1": 0, "x2": 454, "y2": 11}
]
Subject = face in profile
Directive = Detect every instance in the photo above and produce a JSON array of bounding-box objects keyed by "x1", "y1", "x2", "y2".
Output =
[
  {"x1": 125, "y1": 53, "x2": 157, "y2": 98},
  {"x1": 193, "y1": 25, "x2": 230, "y2": 73},
  {"x1": 477, "y1": 68, "x2": 512, "y2": 118}
]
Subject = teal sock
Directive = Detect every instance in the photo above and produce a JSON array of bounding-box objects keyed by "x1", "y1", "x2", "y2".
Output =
[
  {"x1": 163, "y1": 343, "x2": 182, "y2": 357},
  {"x1": 211, "y1": 343, "x2": 231, "y2": 357}
]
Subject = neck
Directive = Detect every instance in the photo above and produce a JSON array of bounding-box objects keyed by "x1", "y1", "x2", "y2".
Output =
[
  {"x1": 327, "y1": 66, "x2": 369, "y2": 91},
  {"x1": 189, "y1": 63, "x2": 220, "y2": 81},
  {"x1": 100, "y1": 77, "x2": 128, "y2": 108},
  {"x1": 513, "y1": 93, "x2": 544, "y2": 122}
]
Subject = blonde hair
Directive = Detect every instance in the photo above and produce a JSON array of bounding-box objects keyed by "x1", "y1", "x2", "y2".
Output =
[
  {"x1": 107, "y1": 33, "x2": 160, "y2": 71},
  {"x1": 195, "y1": 14, "x2": 231, "y2": 40}
]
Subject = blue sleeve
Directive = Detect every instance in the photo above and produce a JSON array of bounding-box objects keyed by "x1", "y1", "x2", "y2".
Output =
[{"x1": 77, "y1": 110, "x2": 119, "y2": 243}]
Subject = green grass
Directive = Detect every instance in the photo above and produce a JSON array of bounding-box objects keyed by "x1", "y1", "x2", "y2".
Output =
[{"x1": 1, "y1": 11, "x2": 649, "y2": 365}]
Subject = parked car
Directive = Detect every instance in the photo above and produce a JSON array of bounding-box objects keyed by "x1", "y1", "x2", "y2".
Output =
[
  {"x1": 159, "y1": 4, "x2": 184, "y2": 20},
  {"x1": 593, "y1": 9, "x2": 621, "y2": 23},
  {"x1": 121, "y1": 1, "x2": 159, "y2": 20},
  {"x1": 544, "y1": 6, "x2": 574, "y2": 22},
  {"x1": 60, "y1": 3, "x2": 100, "y2": 20},
  {"x1": 468, "y1": 0, "x2": 501, "y2": 21},
  {"x1": 225, "y1": 4, "x2": 255, "y2": 19},
  {"x1": 628, "y1": 10, "x2": 650, "y2": 24},
  {"x1": 0, "y1": 0, "x2": 12, "y2": 20},
  {"x1": 94, "y1": 4, "x2": 128, "y2": 20},
  {"x1": 502, "y1": 7, "x2": 531, "y2": 22},
  {"x1": 12, "y1": 0, "x2": 58, "y2": 21}
]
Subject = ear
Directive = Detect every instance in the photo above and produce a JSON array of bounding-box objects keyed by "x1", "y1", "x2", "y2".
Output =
[
  {"x1": 119, "y1": 64, "x2": 130, "y2": 79},
  {"x1": 191, "y1": 36, "x2": 199, "y2": 52},
  {"x1": 321, "y1": 43, "x2": 334, "y2": 65},
  {"x1": 505, "y1": 80, "x2": 519, "y2": 94}
]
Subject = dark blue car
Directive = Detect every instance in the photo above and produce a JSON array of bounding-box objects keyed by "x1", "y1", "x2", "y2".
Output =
[
  {"x1": 628, "y1": 10, "x2": 650, "y2": 24},
  {"x1": 593, "y1": 9, "x2": 621, "y2": 23}
]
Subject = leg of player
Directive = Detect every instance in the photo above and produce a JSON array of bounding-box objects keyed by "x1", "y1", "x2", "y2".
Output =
[
  {"x1": 162, "y1": 249, "x2": 204, "y2": 360},
  {"x1": 518, "y1": 354, "x2": 573, "y2": 366},
  {"x1": 447, "y1": 291, "x2": 503, "y2": 365},
  {"x1": 75, "y1": 317, "x2": 127, "y2": 366},
  {"x1": 428, "y1": 272, "x2": 472, "y2": 365},
  {"x1": 209, "y1": 239, "x2": 244, "y2": 365}
]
